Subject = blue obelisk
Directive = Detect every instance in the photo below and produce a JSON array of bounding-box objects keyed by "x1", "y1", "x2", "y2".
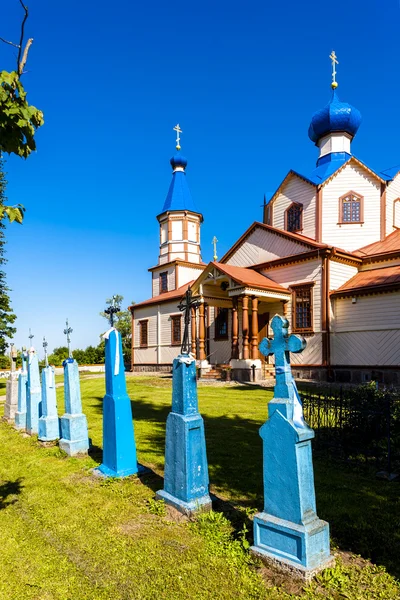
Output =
[
  {"x1": 38, "y1": 366, "x2": 60, "y2": 442},
  {"x1": 26, "y1": 348, "x2": 42, "y2": 435},
  {"x1": 15, "y1": 350, "x2": 28, "y2": 430},
  {"x1": 156, "y1": 355, "x2": 212, "y2": 515},
  {"x1": 59, "y1": 358, "x2": 89, "y2": 456},
  {"x1": 251, "y1": 315, "x2": 333, "y2": 580},
  {"x1": 95, "y1": 328, "x2": 142, "y2": 477}
]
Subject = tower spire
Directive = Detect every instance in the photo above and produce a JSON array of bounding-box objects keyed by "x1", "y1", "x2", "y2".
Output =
[{"x1": 329, "y1": 50, "x2": 339, "y2": 89}]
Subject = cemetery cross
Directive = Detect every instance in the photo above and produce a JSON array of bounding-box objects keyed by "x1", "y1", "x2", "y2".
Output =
[
  {"x1": 177, "y1": 286, "x2": 201, "y2": 355},
  {"x1": 63, "y1": 319, "x2": 73, "y2": 357},
  {"x1": 104, "y1": 296, "x2": 120, "y2": 328},
  {"x1": 43, "y1": 337, "x2": 49, "y2": 367}
]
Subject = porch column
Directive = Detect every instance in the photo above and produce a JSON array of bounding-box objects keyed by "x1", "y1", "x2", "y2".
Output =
[
  {"x1": 191, "y1": 307, "x2": 197, "y2": 357},
  {"x1": 232, "y1": 299, "x2": 239, "y2": 359},
  {"x1": 242, "y1": 295, "x2": 249, "y2": 360},
  {"x1": 281, "y1": 300, "x2": 288, "y2": 318},
  {"x1": 199, "y1": 302, "x2": 206, "y2": 361},
  {"x1": 251, "y1": 296, "x2": 259, "y2": 360}
]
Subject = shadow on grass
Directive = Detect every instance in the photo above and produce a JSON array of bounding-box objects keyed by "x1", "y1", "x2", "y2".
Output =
[
  {"x1": 0, "y1": 478, "x2": 23, "y2": 509},
  {"x1": 91, "y1": 390, "x2": 400, "y2": 578}
]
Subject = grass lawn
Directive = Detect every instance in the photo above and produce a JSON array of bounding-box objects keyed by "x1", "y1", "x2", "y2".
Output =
[{"x1": 0, "y1": 376, "x2": 399, "y2": 599}]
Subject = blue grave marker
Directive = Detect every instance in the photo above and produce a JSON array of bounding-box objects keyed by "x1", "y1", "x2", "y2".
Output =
[
  {"x1": 26, "y1": 348, "x2": 42, "y2": 435},
  {"x1": 156, "y1": 354, "x2": 212, "y2": 514},
  {"x1": 251, "y1": 315, "x2": 333, "y2": 580},
  {"x1": 39, "y1": 337, "x2": 60, "y2": 441},
  {"x1": 15, "y1": 350, "x2": 28, "y2": 430},
  {"x1": 95, "y1": 328, "x2": 143, "y2": 477},
  {"x1": 59, "y1": 358, "x2": 89, "y2": 456}
]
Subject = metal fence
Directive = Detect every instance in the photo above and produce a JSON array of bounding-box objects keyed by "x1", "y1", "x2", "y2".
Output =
[{"x1": 299, "y1": 385, "x2": 399, "y2": 474}]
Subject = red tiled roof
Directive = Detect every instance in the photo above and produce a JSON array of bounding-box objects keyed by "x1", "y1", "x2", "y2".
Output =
[
  {"x1": 354, "y1": 229, "x2": 400, "y2": 257},
  {"x1": 211, "y1": 262, "x2": 289, "y2": 294},
  {"x1": 130, "y1": 281, "x2": 194, "y2": 310},
  {"x1": 332, "y1": 265, "x2": 400, "y2": 296}
]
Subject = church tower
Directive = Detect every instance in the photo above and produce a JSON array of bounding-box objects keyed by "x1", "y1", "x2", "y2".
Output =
[
  {"x1": 150, "y1": 126, "x2": 205, "y2": 297},
  {"x1": 308, "y1": 51, "x2": 362, "y2": 166}
]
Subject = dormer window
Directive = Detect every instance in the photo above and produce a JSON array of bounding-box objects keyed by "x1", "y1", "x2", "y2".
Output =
[
  {"x1": 339, "y1": 192, "x2": 363, "y2": 224},
  {"x1": 285, "y1": 203, "x2": 303, "y2": 233}
]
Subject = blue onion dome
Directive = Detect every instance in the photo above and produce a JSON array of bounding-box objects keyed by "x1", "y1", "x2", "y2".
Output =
[
  {"x1": 170, "y1": 153, "x2": 188, "y2": 170},
  {"x1": 308, "y1": 89, "x2": 362, "y2": 144}
]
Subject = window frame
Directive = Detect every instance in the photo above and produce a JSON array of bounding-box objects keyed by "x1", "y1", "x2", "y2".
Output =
[
  {"x1": 159, "y1": 271, "x2": 168, "y2": 294},
  {"x1": 171, "y1": 314, "x2": 182, "y2": 346},
  {"x1": 393, "y1": 198, "x2": 400, "y2": 229},
  {"x1": 139, "y1": 320, "x2": 149, "y2": 348},
  {"x1": 285, "y1": 202, "x2": 303, "y2": 233},
  {"x1": 290, "y1": 283, "x2": 314, "y2": 334},
  {"x1": 214, "y1": 307, "x2": 229, "y2": 340},
  {"x1": 338, "y1": 191, "x2": 364, "y2": 224}
]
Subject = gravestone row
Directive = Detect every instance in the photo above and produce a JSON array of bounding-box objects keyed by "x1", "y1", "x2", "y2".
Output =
[{"x1": 3, "y1": 314, "x2": 333, "y2": 581}]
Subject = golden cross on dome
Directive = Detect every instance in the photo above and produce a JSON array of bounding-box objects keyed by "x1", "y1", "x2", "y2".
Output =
[
  {"x1": 173, "y1": 124, "x2": 182, "y2": 150},
  {"x1": 329, "y1": 50, "x2": 339, "y2": 89}
]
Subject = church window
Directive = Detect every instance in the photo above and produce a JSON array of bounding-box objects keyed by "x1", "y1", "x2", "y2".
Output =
[
  {"x1": 171, "y1": 315, "x2": 182, "y2": 345},
  {"x1": 285, "y1": 203, "x2": 303, "y2": 233},
  {"x1": 291, "y1": 284, "x2": 313, "y2": 333},
  {"x1": 139, "y1": 320, "x2": 148, "y2": 347},
  {"x1": 394, "y1": 199, "x2": 400, "y2": 228},
  {"x1": 214, "y1": 307, "x2": 229, "y2": 340},
  {"x1": 160, "y1": 272, "x2": 168, "y2": 293},
  {"x1": 339, "y1": 192, "x2": 363, "y2": 223}
]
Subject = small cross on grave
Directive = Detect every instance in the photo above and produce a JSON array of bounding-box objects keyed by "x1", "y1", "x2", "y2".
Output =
[
  {"x1": 104, "y1": 295, "x2": 120, "y2": 328},
  {"x1": 28, "y1": 329, "x2": 34, "y2": 347},
  {"x1": 43, "y1": 336, "x2": 49, "y2": 367},
  {"x1": 63, "y1": 319, "x2": 73, "y2": 358},
  {"x1": 177, "y1": 286, "x2": 201, "y2": 355},
  {"x1": 259, "y1": 315, "x2": 305, "y2": 403}
]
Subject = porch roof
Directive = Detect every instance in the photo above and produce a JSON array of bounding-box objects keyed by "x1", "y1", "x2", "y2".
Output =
[{"x1": 331, "y1": 265, "x2": 400, "y2": 297}]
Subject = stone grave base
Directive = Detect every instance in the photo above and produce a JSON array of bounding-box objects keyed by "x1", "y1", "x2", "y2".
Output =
[
  {"x1": 59, "y1": 438, "x2": 89, "y2": 456},
  {"x1": 38, "y1": 416, "x2": 60, "y2": 442},
  {"x1": 93, "y1": 463, "x2": 150, "y2": 479},
  {"x1": 4, "y1": 379, "x2": 19, "y2": 422},
  {"x1": 251, "y1": 512, "x2": 334, "y2": 582},
  {"x1": 59, "y1": 413, "x2": 89, "y2": 456},
  {"x1": 156, "y1": 489, "x2": 212, "y2": 516},
  {"x1": 15, "y1": 412, "x2": 26, "y2": 430}
]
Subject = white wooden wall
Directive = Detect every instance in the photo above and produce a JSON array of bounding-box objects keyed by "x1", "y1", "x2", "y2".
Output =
[
  {"x1": 386, "y1": 173, "x2": 400, "y2": 234},
  {"x1": 227, "y1": 227, "x2": 311, "y2": 267},
  {"x1": 152, "y1": 266, "x2": 176, "y2": 297},
  {"x1": 177, "y1": 265, "x2": 204, "y2": 288},
  {"x1": 329, "y1": 260, "x2": 358, "y2": 291},
  {"x1": 331, "y1": 292, "x2": 400, "y2": 365},
  {"x1": 321, "y1": 163, "x2": 381, "y2": 251},
  {"x1": 272, "y1": 175, "x2": 316, "y2": 238}
]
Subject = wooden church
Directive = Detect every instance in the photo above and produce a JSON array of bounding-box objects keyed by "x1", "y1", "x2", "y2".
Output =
[{"x1": 130, "y1": 57, "x2": 400, "y2": 384}]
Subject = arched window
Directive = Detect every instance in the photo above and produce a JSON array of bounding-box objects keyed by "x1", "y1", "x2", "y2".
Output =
[
  {"x1": 339, "y1": 191, "x2": 363, "y2": 223},
  {"x1": 285, "y1": 203, "x2": 303, "y2": 233},
  {"x1": 394, "y1": 198, "x2": 400, "y2": 229}
]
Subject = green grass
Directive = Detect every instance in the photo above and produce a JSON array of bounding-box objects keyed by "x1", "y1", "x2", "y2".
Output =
[{"x1": 0, "y1": 375, "x2": 399, "y2": 599}]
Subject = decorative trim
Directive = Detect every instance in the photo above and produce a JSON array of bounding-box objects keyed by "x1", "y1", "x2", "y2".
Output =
[
  {"x1": 380, "y1": 183, "x2": 387, "y2": 241},
  {"x1": 228, "y1": 286, "x2": 290, "y2": 300},
  {"x1": 316, "y1": 187, "x2": 322, "y2": 243},
  {"x1": 148, "y1": 259, "x2": 205, "y2": 273}
]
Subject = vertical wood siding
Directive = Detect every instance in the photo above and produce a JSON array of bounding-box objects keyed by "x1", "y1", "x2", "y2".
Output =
[
  {"x1": 177, "y1": 265, "x2": 205, "y2": 288},
  {"x1": 386, "y1": 173, "x2": 400, "y2": 234},
  {"x1": 272, "y1": 176, "x2": 316, "y2": 239},
  {"x1": 321, "y1": 163, "x2": 381, "y2": 251},
  {"x1": 227, "y1": 227, "x2": 312, "y2": 267}
]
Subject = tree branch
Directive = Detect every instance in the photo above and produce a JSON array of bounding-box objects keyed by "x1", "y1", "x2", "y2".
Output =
[
  {"x1": 0, "y1": 37, "x2": 20, "y2": 49},
  {"x1": 18, "y1": 37, "x2": 33, "y2": 75},
  {"x1": 16, "y1": 0, "x2": 29, "y2": 74}
]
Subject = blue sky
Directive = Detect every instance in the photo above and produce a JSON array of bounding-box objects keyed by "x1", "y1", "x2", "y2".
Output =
[{"x1": 1, "y1": 0, "x2": 400, "y2": 355}]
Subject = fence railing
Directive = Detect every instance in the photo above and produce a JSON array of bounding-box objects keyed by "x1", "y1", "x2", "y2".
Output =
[{"x1": 299, "y1": 385, "x2": 399, "y2": 474}]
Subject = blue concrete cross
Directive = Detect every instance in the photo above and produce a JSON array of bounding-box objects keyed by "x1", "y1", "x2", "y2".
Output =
[{"x1": 259, "y1": 315, "x2": 306, "y2": 401}]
